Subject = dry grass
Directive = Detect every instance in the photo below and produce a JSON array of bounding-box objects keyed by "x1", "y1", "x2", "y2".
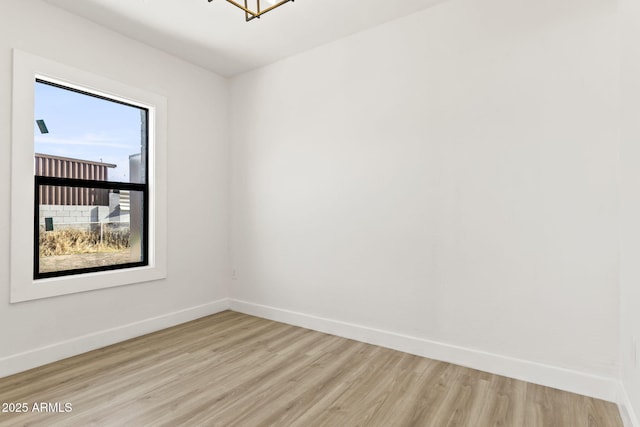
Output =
[{"x1": 39, "y1": 227, "x2": 130, "y2": 257}]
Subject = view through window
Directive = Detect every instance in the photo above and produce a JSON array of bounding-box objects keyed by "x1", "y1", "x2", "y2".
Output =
[{"x1": 34, "y1": 79, "x2": 149, "y2": 279}]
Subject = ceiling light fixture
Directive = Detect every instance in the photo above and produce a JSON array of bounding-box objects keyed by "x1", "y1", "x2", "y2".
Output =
[{"x1": 208, "y1": 0, "x2": 295, "y2": 22}]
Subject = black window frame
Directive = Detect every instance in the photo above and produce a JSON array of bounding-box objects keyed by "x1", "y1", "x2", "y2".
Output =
[{"x1": 33, "y1": 79, "x2": 150, "y2": 280}]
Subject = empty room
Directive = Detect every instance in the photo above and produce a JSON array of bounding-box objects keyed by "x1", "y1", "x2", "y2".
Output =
[{"x1": 0, "y1": 0, "x2": 639, "y2": 425}]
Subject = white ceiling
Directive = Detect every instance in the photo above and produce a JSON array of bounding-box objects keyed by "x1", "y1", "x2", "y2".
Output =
[{"x1": 45, "y1": 0, "x2": 445, "y2": 77}]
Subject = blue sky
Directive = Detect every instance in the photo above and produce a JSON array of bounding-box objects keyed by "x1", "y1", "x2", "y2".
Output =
[{"x1": 34, "y1": 81, "x2": 144, "y2": 182}]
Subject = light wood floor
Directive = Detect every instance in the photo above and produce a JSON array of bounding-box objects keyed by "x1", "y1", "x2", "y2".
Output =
[{"x1": 0, "y1": 311, "x2": 623, "y2": 427}]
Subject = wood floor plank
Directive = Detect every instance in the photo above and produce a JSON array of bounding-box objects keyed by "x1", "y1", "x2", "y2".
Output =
[{"x1": 0, "y1": 311, "x2": 624, "y2": 427}]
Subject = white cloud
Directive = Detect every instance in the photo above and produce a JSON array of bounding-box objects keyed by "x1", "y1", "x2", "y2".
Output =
[{"x1": 34, "y1": 134, "x2": 132, "y2": 149}]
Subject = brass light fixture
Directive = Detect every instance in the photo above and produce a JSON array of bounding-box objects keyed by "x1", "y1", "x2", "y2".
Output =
[{"x1": 208, "y1": 0, "x2": 295, "y2": 22}]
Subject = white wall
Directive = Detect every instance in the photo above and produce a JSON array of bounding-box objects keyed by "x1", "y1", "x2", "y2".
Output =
[
  {"x1": 230, "y1": 0, "x2": 621, "y2": 398},
  {"x1": 620, "y1": 0, "x2": 640, "y2": 422},
  {"x1": 0, "y1": 0, "x2": 229, "y2": 374}
]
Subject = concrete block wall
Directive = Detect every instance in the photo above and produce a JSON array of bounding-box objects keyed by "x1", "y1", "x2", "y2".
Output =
[{"x1": 39, "y1": 205, "x2": 111, "y2": 231}]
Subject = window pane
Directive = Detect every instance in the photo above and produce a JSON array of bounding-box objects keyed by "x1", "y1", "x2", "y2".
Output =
[
  {"x1": 37, "y1": 187, "x2": 145, "y2": 276},
  {"x1": 34, "y1": 80, "x2": 147, "y2": 184},
  {"x1": 33, "y1": 78, "x2": 149, "y2": 280}
]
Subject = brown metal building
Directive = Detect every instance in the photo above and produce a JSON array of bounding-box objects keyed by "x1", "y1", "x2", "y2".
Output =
[{"x1": 35, "y1": 153, "x2": 116, "y2": 206}]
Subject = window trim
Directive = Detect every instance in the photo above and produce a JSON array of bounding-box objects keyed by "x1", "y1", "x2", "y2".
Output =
[{"x1": 11, "y1": 49, "x2": 168, "y2": 303}]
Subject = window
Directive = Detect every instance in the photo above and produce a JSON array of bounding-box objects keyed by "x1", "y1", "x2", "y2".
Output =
[
  {"x1": 11, "y1": 50, "x2": 167, "y2": 302},
  {"x1": 34, "y1": 80, "x2": 150, "y2": 279}
]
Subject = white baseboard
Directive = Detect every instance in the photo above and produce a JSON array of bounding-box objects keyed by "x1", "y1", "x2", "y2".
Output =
[
  {"x1": 619, "y1": 383, "x2": 640, "y2": 427},
  {"x1": 2, "y1": 297, "x2": 627, "y2": 415},
  {"x1": 230, "y1": 299, "x2": 620, "y2": 403},
  {"x1": 0, "y1": 298, "x2": 230, "y2": 379}
]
